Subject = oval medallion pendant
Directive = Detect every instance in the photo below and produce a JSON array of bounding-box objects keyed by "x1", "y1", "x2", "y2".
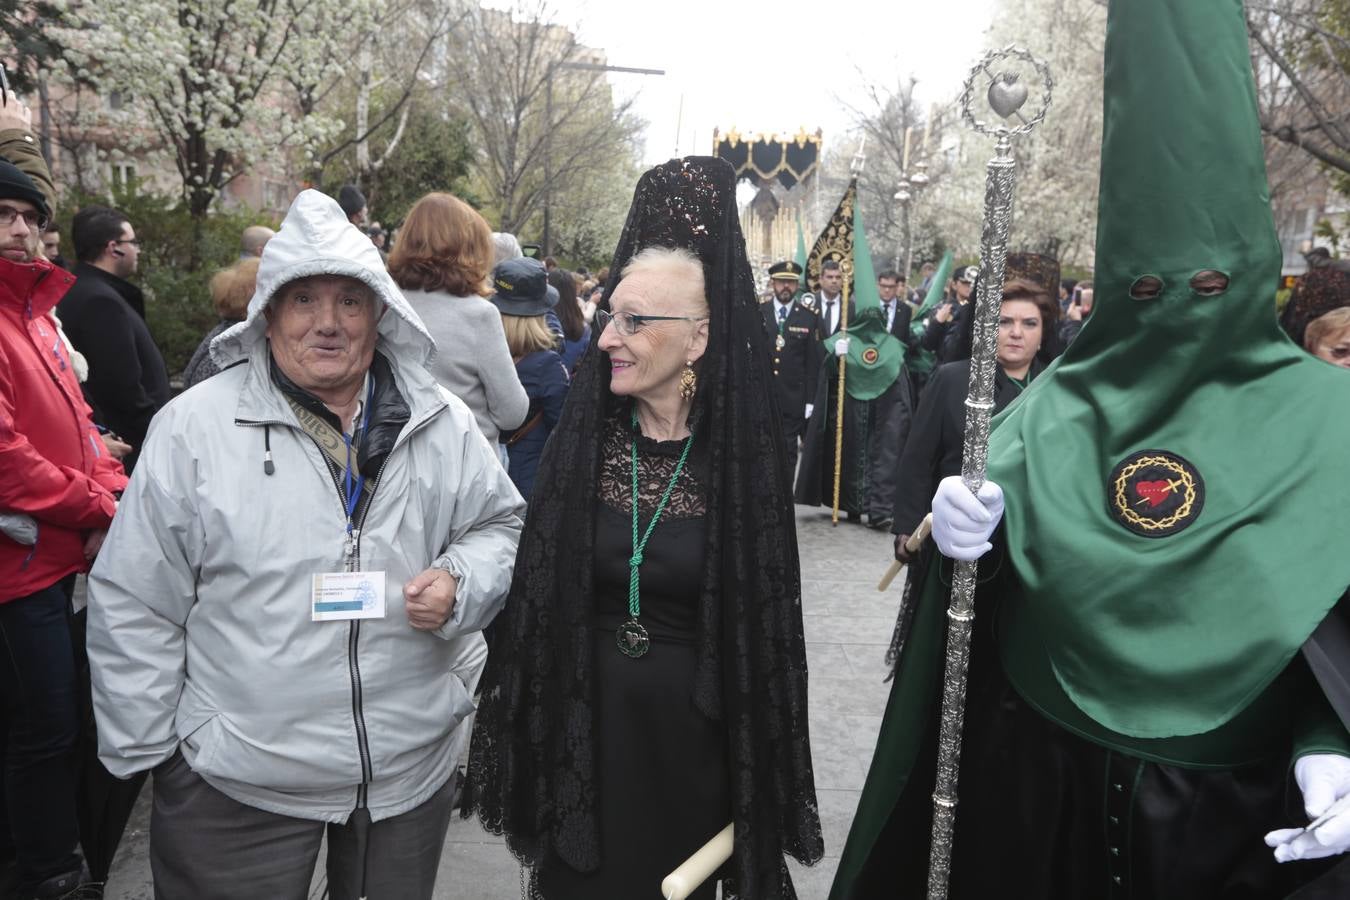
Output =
[{"x1": 616, "y1": 619, "x2": 650, "y2": 658}]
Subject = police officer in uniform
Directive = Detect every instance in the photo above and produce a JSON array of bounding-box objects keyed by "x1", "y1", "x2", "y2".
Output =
[{"x1": 760, "y1": 260, "x2": 819, "y2": 481}]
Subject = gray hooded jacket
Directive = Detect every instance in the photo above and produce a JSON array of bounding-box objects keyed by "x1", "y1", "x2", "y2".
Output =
[{"x1": 87, "y1": 190, "x2": 524, "y2": 823}]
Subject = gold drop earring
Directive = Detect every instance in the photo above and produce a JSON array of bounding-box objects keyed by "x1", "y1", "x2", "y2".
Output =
[{"x1": 678, "y1": 361, "x2": 697, "y2": 400}]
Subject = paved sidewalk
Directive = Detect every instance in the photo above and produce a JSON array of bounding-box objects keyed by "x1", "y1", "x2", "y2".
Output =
[{"x1": 103, "y1": 506, "x2": 905, "y2": 899}]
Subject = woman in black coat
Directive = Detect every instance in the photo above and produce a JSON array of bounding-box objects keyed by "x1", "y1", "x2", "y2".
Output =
[{"x1": 889, "y1": 279, "x2": 1056, "y2": 558}]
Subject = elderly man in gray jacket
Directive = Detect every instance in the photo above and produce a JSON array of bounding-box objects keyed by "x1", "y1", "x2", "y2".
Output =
[{"x1": 86, "y1": 190, "x2": 524, "y2": 899}]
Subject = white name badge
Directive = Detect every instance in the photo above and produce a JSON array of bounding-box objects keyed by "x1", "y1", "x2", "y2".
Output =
[{"x1": 311, "y1": 571, "x2": 387, "y2": 622}]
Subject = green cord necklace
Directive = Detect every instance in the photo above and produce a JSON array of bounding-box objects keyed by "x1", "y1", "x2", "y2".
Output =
[{"x1": 616, "y1": 408, "x2": 694, "y2": 659}]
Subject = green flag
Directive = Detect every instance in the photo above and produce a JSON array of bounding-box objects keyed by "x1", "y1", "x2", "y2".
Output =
[
  {"x1": 794, "y1": 216, "x2": 808, "y2": 275},
  {"x1": 913, "y1": 251, "x2": 954, "y2": 320}
]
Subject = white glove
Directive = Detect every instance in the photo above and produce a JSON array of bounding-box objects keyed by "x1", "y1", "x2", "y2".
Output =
[
  {"x1": 930, "y1": 476, "x2": 1004, "y2": 561},
  {"x1": 1266, "y1": 754, "x2": 1350, "y2": 862},
  {"x1": 833, "y1": 337, "x2": 850, "y2": 357},
  {"x1": 804, "y1": 404, "x2": 814, "y2": 419},
  {"x1": 0, "y1": 512, "x2": 38, "y2": 546}
]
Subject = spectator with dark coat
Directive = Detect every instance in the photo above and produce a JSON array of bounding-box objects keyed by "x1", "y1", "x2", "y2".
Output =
[
  {"x1": 548, "y1": 266, "x2": 591, "y2": 374},
  {"x1": 920, "y1": 265, "x2": 975, "y2": 363},
  {"x1": 890, "y1": 278, "x2": 1053, "y2": 555},
  {"x1": 494, "y1": 259, "x2": 570, "y2": 500},
  {"x1": 337, "y1": 184, "x2": 366, "y2": 227},
  {"x1": 57, "y1": 206, "x2": 170, "y2": 471},
  {"x1": 0, "y1": 144, "x2": 127, "y2": 898}
]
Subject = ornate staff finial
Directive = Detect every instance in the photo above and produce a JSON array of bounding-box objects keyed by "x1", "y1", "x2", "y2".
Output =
[
  {"x1": 850, "y1": 133, "x2": 868, "y2": 177},
  {"x1": 925, "y1": 43, "x2": 1052, "y2": 900}
]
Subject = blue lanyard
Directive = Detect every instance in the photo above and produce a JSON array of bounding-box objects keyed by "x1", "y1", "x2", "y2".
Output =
[{"x1": 342, "y1": 379, "x2": 376, "y2": 534}]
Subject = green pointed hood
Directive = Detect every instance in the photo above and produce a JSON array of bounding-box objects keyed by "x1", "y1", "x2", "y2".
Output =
[
  {"x1": 989, "y1": 0, "x2": 1350, "y2": 739},
  {"x1": 824, "y1": 193, "x2": 905, "y2": 400}
]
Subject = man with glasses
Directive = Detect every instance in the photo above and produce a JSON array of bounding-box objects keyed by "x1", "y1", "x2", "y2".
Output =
[
  {"x1": 0, "y1": 109, "x2": 128, "y2": 897},
  {"x1": 57, "y1": 207, "x2": 169, "y2": 471}
]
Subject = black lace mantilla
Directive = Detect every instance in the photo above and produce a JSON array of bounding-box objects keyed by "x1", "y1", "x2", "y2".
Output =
[
  {"x1": 598, "y1": 417, "x2": 707, "y2": 519},
  {"x1": 464, "y1": 157, "x2": 823, "y2": 900}
]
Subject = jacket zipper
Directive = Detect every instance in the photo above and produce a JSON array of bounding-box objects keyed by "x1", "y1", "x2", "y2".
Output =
[
  {"x1": 345, "y1": 449, "x2": 394, "y2": 811},
  {"x1": 236, "y1": 407, "x2": 440, "y2": 812}
]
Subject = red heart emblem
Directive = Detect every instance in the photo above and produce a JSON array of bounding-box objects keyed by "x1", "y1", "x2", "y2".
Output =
[{"x1": 1136, "y1": 480, "x2": 1173, "y2": 507}]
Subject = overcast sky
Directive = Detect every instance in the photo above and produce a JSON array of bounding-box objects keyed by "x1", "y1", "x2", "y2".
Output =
[{"x1": 532, "y1": 0, "x2": 999, "y2": 164}]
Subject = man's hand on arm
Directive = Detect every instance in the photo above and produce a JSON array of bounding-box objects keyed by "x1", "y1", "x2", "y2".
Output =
[
  {"x1": 83, "y1": 528, "x2": 107, "y2": 562},
  {"x1": 101, "y1": 433, "x2": 133, "y2": 460},
  {"x1": 403, "y1": 567, "x2": 458, "y2": 631}
]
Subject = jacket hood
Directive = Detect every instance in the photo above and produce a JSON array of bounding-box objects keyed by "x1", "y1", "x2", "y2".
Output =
[{"x1": 211, "y1": 190, "x2": 434, "y2": 368}]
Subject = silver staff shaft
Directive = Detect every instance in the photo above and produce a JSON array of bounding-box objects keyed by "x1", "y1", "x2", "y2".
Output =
[
  {"x1": 925, "y1": 46, "x2": 1051, "y2": 899},
  {"x1": 924, "y1": 133, "x2": 1015, "y2": 900}
]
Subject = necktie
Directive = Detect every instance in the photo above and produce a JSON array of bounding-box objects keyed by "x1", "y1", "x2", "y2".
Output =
[
  {"x1": 884, "y1": 301, "x2": 892, "y2": 330},
  {"x1": 825, "y1": 301, "x2": 835, "y2": 333},
  {"x1": 778, "y1": 305, "x2": 788, "y2": 324}
]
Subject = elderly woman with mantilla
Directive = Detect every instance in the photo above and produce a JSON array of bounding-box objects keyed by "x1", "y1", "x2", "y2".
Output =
[{"x1": 465, "y1": 157, "x2": 823, "y2": 899}]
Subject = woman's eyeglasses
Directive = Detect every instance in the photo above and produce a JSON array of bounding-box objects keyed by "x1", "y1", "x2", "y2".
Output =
[{"x1": 595, "y1": 309, "x2": 707, "y2": 336}]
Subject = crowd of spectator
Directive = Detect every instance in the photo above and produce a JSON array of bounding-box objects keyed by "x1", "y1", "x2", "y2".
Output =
[{"x1": 3, "y1": 76, "x2": 1349, "y2": 898}]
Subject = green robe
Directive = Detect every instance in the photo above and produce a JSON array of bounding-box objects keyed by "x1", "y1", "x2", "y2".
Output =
[{"x1": 831, "y1": 0, "x2": 1350, "y2": 894}]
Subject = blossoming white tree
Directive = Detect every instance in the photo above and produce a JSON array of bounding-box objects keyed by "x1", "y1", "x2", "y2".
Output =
[{"x1": 48, "y1": 0, "x2": 367, "y2": 218}]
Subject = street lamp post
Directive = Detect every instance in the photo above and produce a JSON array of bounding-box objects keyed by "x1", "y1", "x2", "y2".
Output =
[
  {"x1": 894, "y1": 160, "x2": 929, "y2": 282},
  {"x1": 542, "y1": 60, "x2": 664, "y2": 258}
]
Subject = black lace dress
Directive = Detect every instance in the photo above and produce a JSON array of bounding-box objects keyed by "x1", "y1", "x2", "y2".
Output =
[{"x1": 537, "y1": 419, "x2": 731, "y2": 900}]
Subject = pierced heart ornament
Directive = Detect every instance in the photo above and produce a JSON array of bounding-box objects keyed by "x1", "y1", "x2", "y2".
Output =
[{"x1": 987, "y1": 74, "x2": 1029, "y2": 119}]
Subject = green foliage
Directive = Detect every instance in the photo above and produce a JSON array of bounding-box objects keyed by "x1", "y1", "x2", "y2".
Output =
[
  {"x1": 317, "y1": 98, "x2": 477, "y2": 229},
  {"x1": 368, "y1": 111, "x2": 477, "y2": 227},
  {"x1": 56, "y1": 182, "x2": 276, "y2": 375}
]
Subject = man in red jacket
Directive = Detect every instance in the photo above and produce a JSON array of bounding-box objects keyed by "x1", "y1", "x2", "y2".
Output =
[{"x1": 0, "y1": 119, "x2": 127, "y2": 896}]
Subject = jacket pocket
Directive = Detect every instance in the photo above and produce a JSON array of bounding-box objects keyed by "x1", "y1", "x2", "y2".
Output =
[{"x1": 175, "y1": 683, "x2": 223, "y2": 773}]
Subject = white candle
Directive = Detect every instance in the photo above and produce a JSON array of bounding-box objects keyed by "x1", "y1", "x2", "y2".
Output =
[{"x1": 661, "y1": 823, "x2": 734, "y2": 900}]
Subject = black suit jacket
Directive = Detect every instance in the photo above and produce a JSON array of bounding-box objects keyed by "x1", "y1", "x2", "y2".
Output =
[
  {"x1": 761, "y1": 298, "x2": 820, "y2": 421},
  {"x1": 880, "y1": 299, "x2": 914, "y2": 350}
]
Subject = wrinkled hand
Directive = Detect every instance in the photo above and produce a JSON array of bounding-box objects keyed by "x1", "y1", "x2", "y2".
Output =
[
  {"x1": 833, "y1": 337, "x2": 850, "y2": 358},
  {"x1": 0, "y1": 91, "x2": 33, "y2": 133},
  {"x1": 1266, "y1": 754, "x2": 1350, "y2": 862},
  {"x1": 83, "y1": 529, "x2": 107, "y2": 562},
  {"x1": 894, "y1": 533, "x2": 915, "y2": 564},
  {"x1": 404, "y1": 567, "x2": 458, "y2": 631},
  {"x1": 101, "y1": 433, "x2": 133, "y2": 459},
  {"x1": 931, "y1": 476, "x2": 1004, "y2": 561}
]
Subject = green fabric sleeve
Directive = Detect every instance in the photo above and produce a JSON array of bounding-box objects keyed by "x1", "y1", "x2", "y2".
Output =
[{"x1": 1291, "y1": 680, "x2": 1350, "y2": 763}]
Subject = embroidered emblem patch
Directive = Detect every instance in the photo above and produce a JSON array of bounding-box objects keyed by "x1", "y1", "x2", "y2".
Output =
[
  {"x1": 1108, "y1": 450, "x2": 1204, "y2": 537},
  {"x1": 861, "y1": 347, "x2": 879, "y2": 365}
]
